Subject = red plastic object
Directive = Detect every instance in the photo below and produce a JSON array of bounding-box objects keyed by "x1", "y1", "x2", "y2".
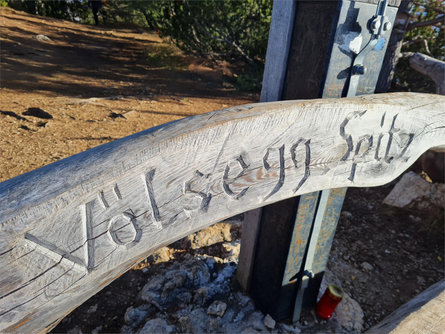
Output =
[{"x1": 316, "y1": 284, "x2": 344, "y2": 319}]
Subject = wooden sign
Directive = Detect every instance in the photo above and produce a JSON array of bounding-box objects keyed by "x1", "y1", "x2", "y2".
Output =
[{"x1": 0, "y1": 93, "x2": 444, "y2": 332}]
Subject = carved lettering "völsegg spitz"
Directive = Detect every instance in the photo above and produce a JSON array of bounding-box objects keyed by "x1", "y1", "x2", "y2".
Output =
[
  {"x1": 2, "y1": 93, "x2": 444, "y2": 333},
  {"x1": 24, "y1": 109, "x2": 416, "y2": 274}
]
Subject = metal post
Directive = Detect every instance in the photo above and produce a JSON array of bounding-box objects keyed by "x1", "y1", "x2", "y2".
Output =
[{"x1": 238, "y1": 0, "x2": 401, "y2": 321}]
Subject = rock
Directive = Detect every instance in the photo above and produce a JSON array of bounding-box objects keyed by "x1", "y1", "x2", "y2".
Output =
[
  {"x1": 91, "y1": 326, "x2": 102, "y2": 334},
  {"x1": 34, "y1": 34, "x2": 51, "y2": 41},
  {"x1": 23, "y1": 107, "x2": 53, "y2": 119},
  {"x1": 176, "y1": 291, "x2": 192, "y2": 306},
  {"x1": 319, "y1": 268, "x2": 364, "y2": 333},
  {"x1": 120, "y1": 325, "x2": 133, "y2": 334},
  {"x1": 213, "y1": 263, "x2": 236, "y2": 284},
  {"x1": 0, "y1": 110, "x2": 27, "y2": 121},
  {"x1": 66, "y1": 326, "x2": 82, "y2": 334},
  {"x1": 124, "y1": 305, "x2": 153, "y2": 327},
  {"x1": 341, "y1": 211, "x2": 352, "y2": 218},
  {"x1": 222, "y1": 240, "x2": 241, "y2": 263},
  {"x1": 109, "y1": 112, "x2": 126, "y2": 119},
  {"x1": 193, "y1": 286, "x2": 210, "y2": 306},
  {"x1": 233, "y1": 311, "x2": 245, "y2": 322},
  {"x1": 174, "y1": 222, "x2": 234, "y2": 249},
  {"x1": 383, "y1": 172, "x2": 445, "y2": 211},
  {"x1": 241, "y1": 328, "x2": 259, "y2": 334},
  {"x1": 20, "y1": 125, "x2": 32, "y2": 131},
  {"x1": 280, "y1": 323, "x2": 302, "y2": 333},
  {"x1": 137, "y1": 318, "x2": 175, "y2": 334},
  {"x1": 87, "y1": 304, "x2": 98, "y2": 314},
  {"x1": 145, "y1": 247, "x2": 172, "y2": 264},
  {"x1": 209, "y1": 317, "x2": 219, "y2": 330},
  {"x1": 207, "y1": 300, "x2": 227, "y2": 317},
  {"x1": 221, "y1": 308, "x2": 235, "y2": 322},
  {"x1": 176, "y1": 308, "x2": 208, "y2": 333},
  {"x1": 236, "y1": 292, "x2": 252, "y2": 306},
  {"x1": 263, "y1": 314, "x2": 276, "y2": 329},
  {"x1": 361, "y1": 262, "x2": 374, "y2": 271},
  {"x1": 140, "y1": 255, "x2": 215, "y2": 307},
  {"x1": 248, "y1": 311, "x2": 266, "y2": 331},
  {"x1": 334, "y1": 294, "x2": 364, "y2": 333}
]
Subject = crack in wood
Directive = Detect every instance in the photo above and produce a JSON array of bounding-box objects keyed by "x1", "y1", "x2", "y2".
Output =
[{"x1": 0, "y1": 247, "x2": 15, "y2": 257}]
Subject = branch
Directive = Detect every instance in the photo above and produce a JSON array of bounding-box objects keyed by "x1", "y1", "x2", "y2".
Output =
[
  {"x1": 402, "y1": 36, "x2": 432, "y2": 55},
  {"x1": 413, "y1": 2, "x2": 445, "y2": 15},
  {"x1": 407, "y1": 15, "x2": 444, "y2": 31},
  {"x1": 404, "y1": 52, "x2": 445, "y2": 94}
]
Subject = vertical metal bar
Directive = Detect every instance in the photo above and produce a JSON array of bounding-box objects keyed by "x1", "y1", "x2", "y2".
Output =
[
  {"x1": 281, "y1": 192, "x2": 320, "y2": 285},
  {"x1": 292, "y1": 190, "x2": 331, "y2": 321},
  {"x1": 290, "y1": 0, "x2": 399, "y2": 321}
]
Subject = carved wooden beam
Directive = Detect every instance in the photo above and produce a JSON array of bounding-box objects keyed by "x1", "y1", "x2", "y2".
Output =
[{"x1": 0, "y1": 93, "x2": 444, "y2": 333}]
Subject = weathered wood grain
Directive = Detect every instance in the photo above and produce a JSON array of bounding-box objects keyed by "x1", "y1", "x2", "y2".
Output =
[
  {"x1": 0, "y1": 93, "x2": 444, "y2": 332},
  {"x1": 368, "y1": 280, "x2": 445, "y2": 334}
]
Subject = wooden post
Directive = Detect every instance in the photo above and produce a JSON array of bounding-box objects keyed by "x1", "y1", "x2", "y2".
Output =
[
  {"x1": 238, "y1": 0, "x2": 402, "y2": 320},
  {"x1": 236, "y1": 0, "x2": 297, "y2": 294}
]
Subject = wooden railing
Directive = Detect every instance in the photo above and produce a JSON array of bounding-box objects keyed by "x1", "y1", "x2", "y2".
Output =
[{"x1": 0, "y1": 92, "x2": 444, "y2": 333}]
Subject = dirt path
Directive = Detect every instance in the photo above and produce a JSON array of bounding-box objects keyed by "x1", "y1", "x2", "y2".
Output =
[{"x1": 0, "y1": 7, "x2": 255, "y2": 181}]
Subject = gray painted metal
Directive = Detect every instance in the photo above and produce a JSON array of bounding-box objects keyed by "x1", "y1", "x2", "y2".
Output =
[
  {"x1": 322, "y1": 0, "x2": 398, "y2": 98},
  {"x1": 347, "y1": 0, "x2": 392, "y2": 97},
  {"x1": 292, "y1": 190, "x2": 331, "y2": 321}
]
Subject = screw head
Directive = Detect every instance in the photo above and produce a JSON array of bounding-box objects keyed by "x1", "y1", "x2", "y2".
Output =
[
  {"x1": 303, "y1": 270, "x2": 314, "y2": 279},
  {"x1": 383, "y1": 21, "x2": 392, "y2": 31},
  {"x1": 353, "y1": 65, "x2": 367, "y2": 75}
]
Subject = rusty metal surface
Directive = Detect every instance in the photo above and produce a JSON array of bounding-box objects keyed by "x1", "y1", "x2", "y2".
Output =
[
  {"x1": 282, "y1": 192, "x2": 320, "y2": 285},
  {"x1": 313, "y1": 188, "x2": 348, "y2": 274}
]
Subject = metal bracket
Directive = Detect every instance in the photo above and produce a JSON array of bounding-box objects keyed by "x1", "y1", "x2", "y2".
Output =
[{"x1": 347, "y1": 0, "x2": 391, "y2": 97}]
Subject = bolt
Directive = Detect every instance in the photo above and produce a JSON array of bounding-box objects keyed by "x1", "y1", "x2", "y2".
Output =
[
  {"x1": 371, "y1": 18, "x2": 381, "y2": 32},
  {"x1": 352, "y1": 65, "x2": 367, "y2": 75},
  {"x1": 303, "y1": 270, "x2": 314, "y2": 279},
  {"x1": 383, "y1": 21, "x2": 392, "y2": 31}
]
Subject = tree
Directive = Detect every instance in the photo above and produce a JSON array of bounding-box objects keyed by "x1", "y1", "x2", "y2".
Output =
[
  {"x1": 8, "y1": 0, "x2": 90, "y2": 22},
  {"x1": 378, "y1": 0, "x2": 444, "y2": 93}
]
